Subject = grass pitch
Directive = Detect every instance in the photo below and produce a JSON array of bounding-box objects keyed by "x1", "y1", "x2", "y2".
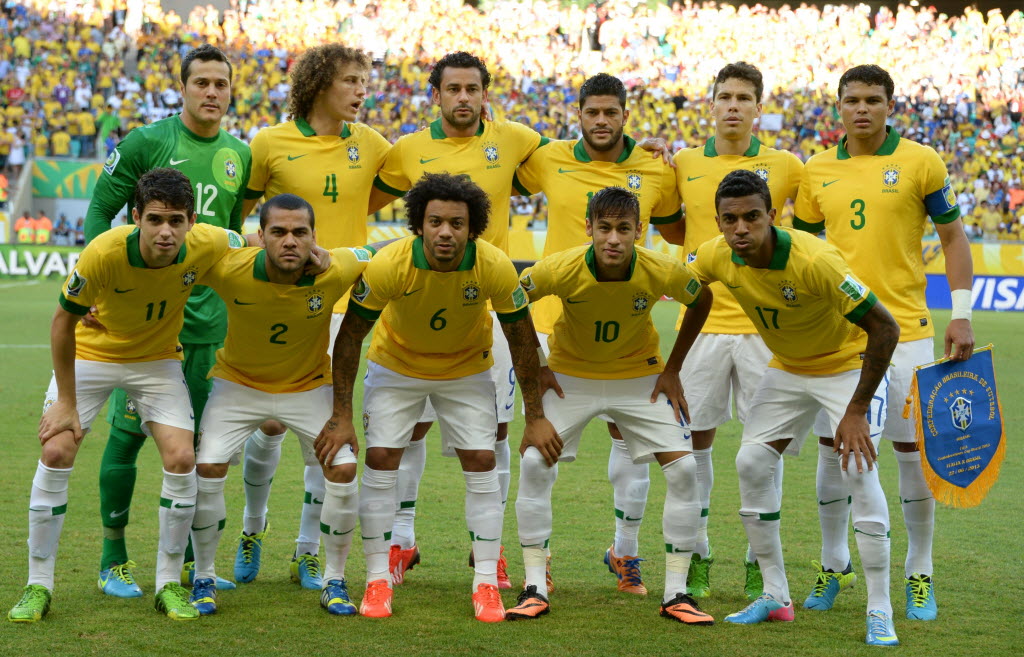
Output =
[{"x1": 0, "y1": 280, "x2": 1020, "y2": 656}]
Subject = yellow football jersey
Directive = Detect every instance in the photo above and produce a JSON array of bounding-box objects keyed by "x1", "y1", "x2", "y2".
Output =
[
  {"x1": 674, "y1": 136, "x2": 803, "y2": 334},
  {"x1": 513, "y1": 136, "x2": 683, "y2": 334},
  {"x1": 794, "y1": 128, "x2": 958, "y2": 342},
  {"x1": 520, "y1": 245, "x2": 702, "y2": 380},
  {"x1": 373, "y1": 119, "x2": 547, "y2": 254},
  {"x1": 58, "y1": 223, "x2": 244, "y2": 363},
  {"x1": 201, "y1": 246, "x2": 372, "y2": 393},
  {"x1": 687, "y1": 227, "x2": 877, "y2": 376},
  {"x1": 349, "y1": 235, "x2": 529, "y2": 380},
  {"x1": 246, "y1": 119, "x2": 391, "y2": 312}
]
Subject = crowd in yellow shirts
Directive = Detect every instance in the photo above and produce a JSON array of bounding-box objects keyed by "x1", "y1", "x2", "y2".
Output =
[{"x1": 2, "y1": 1, "x2": 1023, "y2": 234}]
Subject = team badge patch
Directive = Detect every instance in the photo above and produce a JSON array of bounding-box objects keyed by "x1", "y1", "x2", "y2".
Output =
[
  {"x1": 125, "y1": 397, "x2": 138, "y2": 415},
  {"x1": 65, "y1": 269, "x2": 86, "y2": 297},
  {"x1": 362, "y1": 411, "x2": 370, "y2": 431},
  {"x1": 352, "y1": 247, "x2": 372, "y2": 262},
  {"x1": 754, "y1": 167, "x2": 769, "y2": 182},
  {"x1": 463, "y1": 281, "x2": 480, "y2": 303},
  {"x1": 882, "y1": 165, "x2": 901, "y2": 187},
  {"x1": 685, "y1": 277, "x2": 700, "y2": 296},
  {"x1": 181, "y1": 267, "x2": 198, "y2": 289},
  {"x1": 226, "y1": 230, "x2": 246, "y2": 249},
  {"x1": 632, "y1": 293, "x2": 650, "y2": 313},
  {"x1": 950, "y1": 395, "x2": 972, "y2": 431},
  {"x1": 779, "y1": 279, "x2": 797, "y2": 302},
  {"x1": 348, "y1": 145, "x2": 360, "y2": 163},
  {"x1": 213, "y1": 148, "x2": 243, "y2": 191},
  {"x1": 626, "y1": 171, "x2": 642, "y2": 191},
  {"x1": 352, "y1": 278, "x2": 370, "y2": 303},
  {"x1": 512, "y1": 285, "x2": 527, "y2": 308},
  {"x1": 103, "y1": 148, "x2": 121, "y2": 175},
  {"x1": 520, "y1": 273, "x2": 535, "y2": 293},
  {"x1": 838, "y1": 274, "x2": 866, "y2": 301},
  {"x1": 483, "y1": 142, "x2": 499, "y2": 163},
  {"x1": 306, "y1": 289, "x2": 325, "y2": 315},
  {"x1": 686, "y1": 251, "x2": 697, "y2": 264},
  {"x1": 42, "y1": 397, "x2": 55, "y2": 413}
]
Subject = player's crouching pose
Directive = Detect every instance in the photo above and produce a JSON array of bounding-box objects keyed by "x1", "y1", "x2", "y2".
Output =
[
  {"x1": 326, "y1": 173, "x2": 554, "y2": 622},
  {"x1": 188, "y1": 194, "x2": 370, "y2": 617},
  {"x1": 688, "y1": 171, "x2": 901, "y2": 646},
  {"x1": 8, "y1": 169, "x2": 247, "y2": 623},
  {"x1": 506, "y1": 187, "x2": 713, "y2": 624}
]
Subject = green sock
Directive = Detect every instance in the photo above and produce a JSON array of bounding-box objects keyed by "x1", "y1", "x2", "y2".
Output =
[{"x1": 99, "y1": 426, "x2": 146, "y2": 570}]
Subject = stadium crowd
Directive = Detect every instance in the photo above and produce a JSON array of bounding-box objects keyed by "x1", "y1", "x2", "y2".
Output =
[{"x1": 1, "y1": 0, "x2": 1023, "y2": 237}]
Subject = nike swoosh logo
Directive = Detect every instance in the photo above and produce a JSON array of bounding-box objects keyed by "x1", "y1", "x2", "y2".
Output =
[
  {"x1": 818, "y1": 498, "x2": 848, "y2": 506},
  {"x1": 474, "y1": 537, "x2": 500, "y2": 541},
  {"x1": 287, "y1": 154, "x2": 307, "y2": 161},
  {"x1": 557, "y1": 168, "x2": 578, "y2": 174},
  {"x1": 624, "y1": 515, "x2": 642, "y2": 521},
  {"x1": 310, "y1": 498, "x2": 323, "y2": 505},
  {"x1": 420, "y1": 157, "x2": 441, "y2": 164},
  {"x1": 403, "y1": 289, "x2": 422, "y2": 297},
  {"x1": 504, "y1": 401, "x2": 515, "y2": 411},
  {"x1": 332, "y1": 528, "x2": 354, "y2": 536},
  {"x1": 822, "y1": 179, "x2": 840, "y2": 187},
  {"x1": 114, "y1": 288, "x2": 135, "y2": 293},
  {"x1": 902, "y1": 497, "x2": 932, "y2": 504},
  {"x1": 193, "y1": 523, "x2": 216, "y2": 531},
  {"x1": 233, "y1": 299, "x2": 256, "y2": 305},
  {"x1": 725, "y1": 283, "x2": 742, "y2": 289},
  {"x1": 174, "y1": 503, "x2": 195, "y2": 509},
  {"x1": 109, "y1": 508, "x2": 130, "y2": 518},
  {"x1": 169, "y1": 158, "x2": 189, "y2": 165},
  {"x1": 687, "y1": 175, "x2": 706, "y2": 182},
  {"x1": 565, "y1": 298, "x2": 586, "y2": 304}
]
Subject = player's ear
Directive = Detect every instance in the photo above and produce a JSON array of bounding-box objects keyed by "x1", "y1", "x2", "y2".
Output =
[
  {"x1": 635, "y1": 220, "x2": 643, "y2": 241},
  {"x1": 585, "y1": 219, "x2": 594, "y2": 238},
  {"x1": 431, "y1": 87, "x2": 441, "y2": 107},
  {"x1": 257, "y1": 227, "x2": 266, "y2": 248},
  {"x1": 130, "y1": 207, "x2": 140, "y2": 226},
  {"x1": 187, "y1": 211, "x2": 197, "y2": 228},
  {"x1": 767, "y1": 208, "x2": 777, "y2": 225}
]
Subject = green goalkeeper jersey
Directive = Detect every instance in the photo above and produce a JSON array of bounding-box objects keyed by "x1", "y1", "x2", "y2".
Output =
[{"x1": 85, "y1": 114, "x2": 252, "y2": 344}]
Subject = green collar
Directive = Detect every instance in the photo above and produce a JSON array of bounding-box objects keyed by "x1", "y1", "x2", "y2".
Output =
[
  {"x1": 573, "y1": 134, "x2": 637, "y2": 163},
  {"x1": 175, "y1": 114, "x2": 219, "y2": 143},
  {"x1": 411, "y1": 236, "x2": 477, "y2": 271},
  {"x1": 703, "y1": 135, "x2": 761, "y2": 157},
  {"x1": 252, "y1": 250, "x2": 315, "y2": 286},
  {"x1": 429, "y1": 118, "x2": 485, "y2": 139},
  {"x1": 837, "y1": 126, "x2": 900, "y2": 160},
  {"x1": 295, "y1": 117, "x2": 351, "y2": 138},
  {"x1": 126, "y1": 227, "x2": 187, "y2": 268},
  {"x1": 584, "y1": 244, "x2": 637, "y2": 280},
  {"x1": 730, "y1": 226, "x2": 791, "y2": 270}
]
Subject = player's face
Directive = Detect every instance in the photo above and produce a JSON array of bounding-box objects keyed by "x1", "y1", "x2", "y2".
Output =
[
  {"x1": 131, "y1": 201, "x2": 196, "y2": 266},
  {"x1": 715, "y1": 194, "x2": 776, "y2": 263},
  {"x1": 578, "y1": 95, "x2": 628, "y2": 152},
  {"x1": 318, "y1": 62, "x2": 369, "y2": 123},
  {"x1": 259, "y1": 208, "x2": 316, "y2": 275},
  {"x1": 433, "y1": 67, "x2": 487, "y2": 131},
  {"x1": 586, "y1": 212, "x2": 640, "y2": 275},
  {"x1": 711, "y1": 77, "x2": 761, "y2": 140},
  {"x1": 838, "y1": 81, "x2": 894, "y2": 141},
  {"x1": 417, "y1": 199, "x2": 470, "y2": 271},
  {"x1": 181, "y1": 59, "x2": 231, "y2": 127}
]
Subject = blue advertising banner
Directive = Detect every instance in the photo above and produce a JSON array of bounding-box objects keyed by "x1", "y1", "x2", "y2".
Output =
[
  {"x1": 926, "y1": 274, "x2": 1024, "y2": 312},
  {"x1": 909, "y1": 346, "x2": 1005, "y2": 507}
]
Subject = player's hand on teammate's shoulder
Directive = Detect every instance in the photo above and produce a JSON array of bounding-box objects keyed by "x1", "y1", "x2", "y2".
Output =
[
  {"x1": 315, "y1": 415, "x2": 358, "y2": 466},
  {"x1": 81, "y1": 306, "x2": 107, "y2": 331},
  {"x1": 637, "y1": 137, "x2": 675, "y2": 167},
  {"x1": 944, "y1": 319, "x2": 975, "y2": 362},
  {"x1": 537, "y1": 366, "x2": 564, "y2": 399},
  {"x1": 39, "y1": 399, "x2": 83, "y2": 444},
  {"x1": 304, "y1": 246, "x2": 331, "y2": 276},
  {"x1": 833, "y1": 411, "x2": 876, "y2": 474},
  {"x1": 519, "y1": 416, "x2": 562, "y2": 467},
  {"x1": 651, "y1": 370, "x2": 689, "y2": 424}
]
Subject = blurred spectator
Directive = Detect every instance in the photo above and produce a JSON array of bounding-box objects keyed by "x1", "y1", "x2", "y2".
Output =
[
  {"x1": 33, "y1": 210, "x2": 52, "y2": 244},
  {"x1": 14, "y1": 210, "x2": 33, "y2": 243},
  {"x1": 53, "y1": 214, "x2": 71, "y2": 245},
  {"x1": 73, "y1": 217, "x2": 85, "y2": 245}
]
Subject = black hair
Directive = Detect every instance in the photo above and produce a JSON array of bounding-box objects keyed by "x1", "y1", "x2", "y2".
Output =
[
  {"x1": 715, "y1": 170, "x2": 772, "y2": 213},
  {"x1": 587, "y1": 186, "x2": 639, "y2": 224},
  {"x1": 134, "y1": 168, "x2": 195, "y2": 215},
  {"x1": 405, "y1": 173, "x2": 490, "y2": 240},
  {"x1": 579, "y1": 73, "x2": 627, "y2": 109},
  {"x1": 428, "y1": 51, "x2": 491, "y2": 91},
  {"x1": 838, "y1": 65, "x2": 895, "y2": 101},
  {"x1": 714, "y1": 62, "x2": 764, "y2": 102},
  {"x1": 180, "y1": 44, "x2": 233, "y2": 85},
  {"x1": 260, "y1": 193, "x2": 315, "y2": 229}
]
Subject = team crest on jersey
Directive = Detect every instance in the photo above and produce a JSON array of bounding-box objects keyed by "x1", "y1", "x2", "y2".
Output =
[
  {"x1": 125, "y1": 397, "x2": 137, "y2": 415},
  {"x1": 103, "y1": 148, "x2": 121, "y2": 175},
  {"x1": 462, "y1": 280, "x2": 481, "y2": 304},
  {"x1": 181, "y1": 266, "x2": 199, "y2": 289},
  {"x1": 882, "y1": 164, "x2": 902, "y2": 192},
  {"x1": 779, "y1": 280, "x2": 798, "y2": 304},
  {"x1": 352, "y1": 278, "x2": 370, "y2": 303},
  {"x1": 347, "y1": 144, "x2": 360, "y2": 163},
  {"x1": 42, "y1": 397, "x2": 55, "y2": 413},
  {"x1": 483, "y1": 142, "x2": 499, "y2": 162},
  {"x1": 65, "y1": 269, "x2": 86, "y2": 297},
  {"x1": 754, "y1": 167, "x2": 770, "y2": 182},
  {"x1": 362, "y1": 411, "x2": 370, "y2": 431},
  {"x1": 632, "y1": 292, "x2": 651, "y2": 314},
  {"x1": 626, "y1": 171, "x2": 642, "y2": 191},
  {"x1": 213, "y1": 148, "x2": 243, "y2": 192},
  {"x1": 306, "y1": 288, "x2": 325, "y2": 317}
]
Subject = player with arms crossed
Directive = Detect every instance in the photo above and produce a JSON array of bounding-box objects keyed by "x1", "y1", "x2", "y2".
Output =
[
  {"x1": 689, "y1": 171, "x2": 902, "y2": 646},
  {"x1": 231, "y1": 44, "x2": 392, "y2": 590},
  {"x1": 188, "y1": 194, "x2": 371, "y2": 617},
  {"x1": 511, "y1": 74, "x2": 684, "y2": 594},
  {"x1": 83, "y1": 44, "x2": 250, "y2": 596},
  {"x1": 328, "y1": 173, "x2": 554, "y2": 622},
  {"x1": 8, "y1": 169, "x2": 247, "y2": 623},
  {"x1": 506, "y1": 186, "x2": 713, "y2": 624},
  {"x1": 665, "y1": 62, "x2": 803, "y2": 600},
  {"x1": 794, "y1": 65, "x2": 973, "y2": 620}
]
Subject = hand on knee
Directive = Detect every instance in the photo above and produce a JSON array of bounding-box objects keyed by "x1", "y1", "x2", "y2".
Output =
[
  {"x1": 324, "y1": 463, "x2": 357, "y2": 484},
  {"x1": 40, "y1": 433, "x2": 78, "y2": 468}
]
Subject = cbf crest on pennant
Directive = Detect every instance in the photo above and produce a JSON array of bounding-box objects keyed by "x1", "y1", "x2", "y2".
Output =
[{"x1": 907, "y1": 345, "x2": 1005, "y2": 508}]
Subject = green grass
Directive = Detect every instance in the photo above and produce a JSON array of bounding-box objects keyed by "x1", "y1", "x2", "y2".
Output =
[{"x1": 0, "y1": 280, "x2": 1020, "y2": 656}]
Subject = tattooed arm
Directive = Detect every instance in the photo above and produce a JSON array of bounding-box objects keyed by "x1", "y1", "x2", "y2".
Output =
[
  {"x1": 501, "y1": 312, "x2": 563, "y2": 466},
  {"x1": 314, "y1": 311, "x2": 375, "y2": 466}
]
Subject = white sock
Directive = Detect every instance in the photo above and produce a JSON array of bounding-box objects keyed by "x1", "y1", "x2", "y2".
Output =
[
  {"x1": 241, "y1": 429, "x2": 285, "y2": 535},
  {"x1": 846, "y1": 462, "x2": 892, "y2": 616},
  {"x1": 816, "y1": 443, "x2": 851, "y2": 571},
  {"x1": 746, "y1": 456, "x2": 785, "y2": 563},
  {"x1": 465, "y1": 469, "x2": 502, "y2": 591},
  {"x1": 296, "y1": 465, "x2": 325, "y2": 557},
  {"x1": 192, "y1": 475, "x2": 227, "y2": 581},
  {"x1": 392, "y1": 438, "x2": 426, "y2": 549},
  {"x1": 662, "y1": 455, "x2": 699, "y2": 603},
  {"x1": 360, "y1": 467, "x2": 398, "y2": 584},
  {"x1": 495, "y1": 438, "x2": 511, "y2": 507},
  {"x1": 736, "y1": 443, "x2": 789, "y2": 603},
  {"x1": 895, "y1": 449, "x2": 934, "y2": 577},
  {"x1": 320, "y1": 479, "x2": 358, "y2": 585},
  {"x1": 608, "y1": 438, "x2": 649, "y2": 557},
  {"x1": 27, "y1": 461, "x2": 71, "y2": 589},
  {"x1": 523, "y1": 546, "x2": 549, "y2": 598},
  {"x1": 517, "y1": 448, "x2": 557, "y2": 596},
  {"x1": 157, "y1": 469, "x2": 197, "y2": 590},
  {"x1": 693, "y1": 447, "x2": 713, "y2": 559}
]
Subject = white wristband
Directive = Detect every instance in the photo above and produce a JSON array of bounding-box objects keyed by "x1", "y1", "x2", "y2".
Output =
[
  {"x1": 536, "y1": 346, "x2": 548, "y2": 367},
  {"x1": 950, "y1": 288, "x2": 972, "y2": 321}
]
